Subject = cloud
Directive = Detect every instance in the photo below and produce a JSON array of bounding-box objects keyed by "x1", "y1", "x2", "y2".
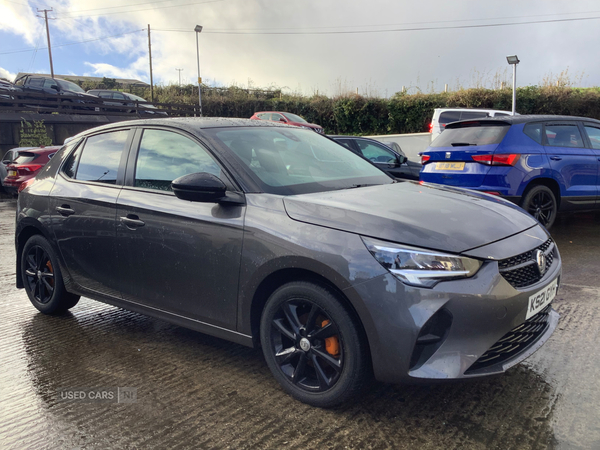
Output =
[
  {"x1": 0, "y1": 67, "x2": 16, "y2": 81},
  {"x1": 84, "y1": 58, "x2": 149, "y2": 81}
]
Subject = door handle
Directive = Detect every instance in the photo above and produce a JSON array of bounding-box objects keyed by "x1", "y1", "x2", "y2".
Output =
[
  {"x1": 56, "y1": 205, "x2": 75, "y2": 216},
  {"x1": 550, "y1": 156, "x2": 562, "y2": 161},
  {"x1": 120, "y1": 215, "x2": 145, "y2": 229}
]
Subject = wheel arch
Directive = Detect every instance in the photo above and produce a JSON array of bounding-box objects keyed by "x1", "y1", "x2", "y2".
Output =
[
  {"x1": 521, "y1": 177, "x2": 561, "y2": 208},
  {"x1": 15, "y1": 220, "x2": 57, "y2": 289},
  {"x1": 247, "y1": 268, "x2": 372, "y2": 358}
]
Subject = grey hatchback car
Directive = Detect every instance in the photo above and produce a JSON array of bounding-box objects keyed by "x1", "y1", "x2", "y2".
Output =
[{"x1": 15, "y1": 118, "x2": 561, "y2": 407}]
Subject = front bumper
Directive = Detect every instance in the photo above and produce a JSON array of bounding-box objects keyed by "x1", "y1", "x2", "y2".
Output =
[{"x1": 348, "y1": 226, "x2": 561, "y2": 384}]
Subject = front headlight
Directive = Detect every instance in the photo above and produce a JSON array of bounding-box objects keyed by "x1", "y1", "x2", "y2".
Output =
[{"x1": 362, "y1": 236, "x2": 482, "y2": 288}]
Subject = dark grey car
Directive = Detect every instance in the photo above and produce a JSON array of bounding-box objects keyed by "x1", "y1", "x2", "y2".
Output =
[{"x1": 15, "y1": 118, "x2": 561, "y2": 407}]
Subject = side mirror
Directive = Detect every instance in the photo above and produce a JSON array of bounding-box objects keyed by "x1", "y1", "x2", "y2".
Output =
[
  {"x1": 279, "y1": 118, "x2": 287, "y2": 123},
  {"x1": 50, "y1": 85, "x2": 60, "y2": 91},
  {"x1": 172, "y1": 172, "x2": 227, "y2": 202},
  {"x1": 397, "y1": 155, "x2": 407, "y2": 165}
]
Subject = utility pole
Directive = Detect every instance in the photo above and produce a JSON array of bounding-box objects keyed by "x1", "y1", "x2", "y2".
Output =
[
  {"x1": 176, "y1": 68, "x2": 183, "y2": 87},
  {"x1": 37, "y1": 8, "x2": 54, "y2": 78},
  {"x1": 148, "y1": 24, "x2": 154, "y2": 102}
]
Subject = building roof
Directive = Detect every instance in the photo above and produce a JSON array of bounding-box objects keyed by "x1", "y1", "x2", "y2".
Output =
[{"x1": 15, "y1": 73, "x2": 149, "y2": 88}]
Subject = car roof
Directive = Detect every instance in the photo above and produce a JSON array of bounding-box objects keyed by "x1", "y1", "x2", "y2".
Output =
[
  {"x1": 70, "y1": 117, "x2": 294, "y2": 139},
  {"x1": 447, "y1": 114, "x2": 600, "y2": 128},
  {"x1": 328, "y1": 135, "x2": 378, "y2": 141}
]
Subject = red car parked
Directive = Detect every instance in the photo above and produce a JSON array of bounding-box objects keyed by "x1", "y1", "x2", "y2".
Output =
[
  {"x1": 3, "y1": 146, "x2": 60, "y2": 195},
  {"x1": 250, "y1": 111, "x2": 324, "y2": 133}
]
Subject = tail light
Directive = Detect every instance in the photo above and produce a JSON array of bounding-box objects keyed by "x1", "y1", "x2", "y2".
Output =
[
  {"x1": 18, "y1": 177, "x2": 37, "y2": 193},
  {"x1": 428, "y1": 123, "x2": 433, "y2": 133},
  {"x1": 471, "y1": 154, "x2": 520, "y2": 166},
  {"x1": 16, "y1": 164, "x2": 43, "y2": 175},
  {"x1": 421, "y1": 154, "x2": 431, "y2": 164}
]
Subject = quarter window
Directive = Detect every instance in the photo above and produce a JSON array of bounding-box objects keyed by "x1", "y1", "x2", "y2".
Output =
[
  {"x1": 134, "y1": 129, "x2": 221, "y2": 191},
  {"x1": 75, "y1": 131, "x2": 128, "y2": 184},
  {"x1": 545, "y1": 124, "x2": 584, "y2": 148},
  {"x1": 584, "y1": 126, "x2": 600, "y2": 150},
  {"x1": 523, "y1": 123, "x2": 543, "y2": 144}
]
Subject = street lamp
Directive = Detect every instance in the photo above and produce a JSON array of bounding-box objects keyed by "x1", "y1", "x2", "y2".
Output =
[
  {"x1": 506, "y1": 55, "x2": 520, "y2": 116},
  {"x1": 194, "y1": 25, "x2": 203, "y2": 117}
]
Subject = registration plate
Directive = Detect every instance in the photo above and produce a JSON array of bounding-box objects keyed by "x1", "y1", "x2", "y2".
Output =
[
  {"x1": 435, "y1": 162, "x2": 465, "y2": 171},
  {"x1": 526, "y1": 277, "x2": 558, "y2": 319},
  {"x1": 8, "y1": 170, "x2": 16, "y2": 177}
]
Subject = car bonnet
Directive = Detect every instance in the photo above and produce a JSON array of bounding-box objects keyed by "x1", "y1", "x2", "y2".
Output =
[{"x1": 283, "y1": 181, "x2": 538, "y2": 254}]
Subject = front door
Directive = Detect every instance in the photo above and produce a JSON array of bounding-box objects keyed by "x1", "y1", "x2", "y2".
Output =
[{"x1": 116, "y1": 128, "x2": 245, "y2": 329}]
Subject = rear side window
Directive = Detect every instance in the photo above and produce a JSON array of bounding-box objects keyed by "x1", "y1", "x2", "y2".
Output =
[
  {"x1": 431, "y1": 123, "x2": 510, "y2": 147},
  {"x1": 523, "y1": 123, "x2": 543, "y2": 144},
  {"x1": 62, "y1": 141, "x2": 84, "y2": 178},
  {"x1": 75, "y1": 131, "x2": 128, "y2": 184},
  {"x1": 545, "y1": 124, "x2": 584, "y2": 148},
  {"x1": 584, "y1": 126, "x2": 600, "y2": 149},
  {"x1": 335, "y1": 139, "x2": 355, "y2": 151},
  {"x1": 356, "y1": 140, "x2": 396, "y2": 163},
  {"x1": 13, "y1": 152, "x2": 39, "y2": 164},
  {"x1": 134, "y1": 129, "x2": 221, "y2": 191}
]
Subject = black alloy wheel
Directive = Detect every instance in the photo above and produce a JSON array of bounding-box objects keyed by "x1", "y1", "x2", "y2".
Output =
[
  {"x1": 21, "y1": 235, "x2": 80, "y2": 314},
  {"x1": 521, "y1": 185, "x2": 558, "y2": 229},
  {"x1": 24, "y1": 244, "x2": 55, "y2": 304},
  {"x1": 270, "y1": 299, "x2": 344, "y2": 392},
  {"x1": 260, "y1": 282, "x2": 368, "y2": 407}
]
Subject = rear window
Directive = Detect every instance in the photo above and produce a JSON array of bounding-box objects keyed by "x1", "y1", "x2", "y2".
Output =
[
  {"x1": 431, "y1": 123, "x2": 510, "y2": 147},
  {"x1": 13, "y1": 152, "x2": 39, "y2": 164},
  {"x1": 439, "y1": 111, "x2": 490, "y2": 125}
]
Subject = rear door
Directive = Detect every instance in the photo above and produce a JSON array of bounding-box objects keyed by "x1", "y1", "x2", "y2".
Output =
[
  {"x1": 116, "y1": 127, "x2": 245, "y2": 329},
  {"x1": 543, "y1": 121, "x2": 596, "y2": 210},
  {"x1": 50, "y1": 129, "x2": 133, "y2": 297},
  {"x1": 581, "y1": 122, "x2": 600, "y2": 207}
]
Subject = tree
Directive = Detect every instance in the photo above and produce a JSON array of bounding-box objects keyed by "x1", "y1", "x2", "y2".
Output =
[{"x1": 19, "y1": 120, "x2": 53, "y2": 147}]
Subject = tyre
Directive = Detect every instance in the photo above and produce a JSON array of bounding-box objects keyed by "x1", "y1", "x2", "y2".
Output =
[
  {"x1": 21, "y1": 235, "x2": 80, "y2": 314},
  {"x1": 260, "y1": 281, "x2": 369, "y2": 408},
  {"x1": 520, "y1": 185, "x2": 558, "y2": 229}
]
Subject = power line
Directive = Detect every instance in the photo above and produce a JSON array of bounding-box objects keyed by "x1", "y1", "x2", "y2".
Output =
[
  {"x1": 158, "y1": 9, "x2": 600, "y2": 33},
  {"x1": 57, "y1": 0, "x2": 223, "y2": 19},
  {"x1": 0, "y1": 29, "x2": 145, "y2": 55},
  {"x1": 55, "y1": 0, "x2": 214, "y2": 15},
  {"x1": 154, "y1": 15, "x2": 600, "y2": 35}
]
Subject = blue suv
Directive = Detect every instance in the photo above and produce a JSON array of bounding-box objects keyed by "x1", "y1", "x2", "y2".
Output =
[{"x1": 420, "y1": 115, "x2": 600, "y2": 228}]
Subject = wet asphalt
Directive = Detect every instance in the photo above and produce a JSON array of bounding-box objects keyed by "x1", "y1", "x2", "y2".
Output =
[{"x1": 0, "y1": 199, "x2": 599, "y2": 450}]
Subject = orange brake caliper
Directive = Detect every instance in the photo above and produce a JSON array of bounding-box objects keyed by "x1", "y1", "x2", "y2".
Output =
[
  {"x1": 321, "y1": 320, "x2": 340, "y2": 357},
  {"x1": 46, "y1": 261, "x2": 54, "y2": 286}
]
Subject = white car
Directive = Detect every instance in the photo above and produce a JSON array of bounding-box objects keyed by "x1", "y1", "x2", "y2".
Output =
[{"x1": 430, "y1": 108, "x2": 514, "y2": 141}]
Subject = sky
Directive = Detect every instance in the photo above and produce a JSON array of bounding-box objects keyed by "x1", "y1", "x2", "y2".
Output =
[{"x1": 1, "y1": 0, "x2": 600, "y2": 97}]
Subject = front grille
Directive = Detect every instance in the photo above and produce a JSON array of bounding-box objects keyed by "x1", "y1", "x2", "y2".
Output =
[
  {"x1": 498, "y1": 239, "x2": 555, "y2": 288},
  {"x1": 465, "y1": 305, "x2": 552, "y2": 374}
]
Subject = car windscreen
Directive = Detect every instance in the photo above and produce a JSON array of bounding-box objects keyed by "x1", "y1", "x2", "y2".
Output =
[
  {"x1": 206, "y1": 127, "x2": 392, "y2": 195},
  {"x1": 56, "y1": 79, "x2": 85, "y2": 93},
  {"x1": 13, "y1": 152, "x2": 39, "y2": 164},
  {"x1": 282, "y1": 113, "x2": 308, "y2": 123},
  {"x1": 431, "y1": 122, "x2": 510, "y2": 147}
]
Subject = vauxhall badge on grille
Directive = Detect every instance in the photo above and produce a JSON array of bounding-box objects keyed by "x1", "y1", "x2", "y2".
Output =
[{"x1": 536, "y1": 250, "x2": 546, "y2": 275}]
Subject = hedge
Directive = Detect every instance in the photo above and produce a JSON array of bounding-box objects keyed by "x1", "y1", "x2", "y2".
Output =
[{"x1": 70, "y1": 79, "x2": 600, "y2": 135}]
